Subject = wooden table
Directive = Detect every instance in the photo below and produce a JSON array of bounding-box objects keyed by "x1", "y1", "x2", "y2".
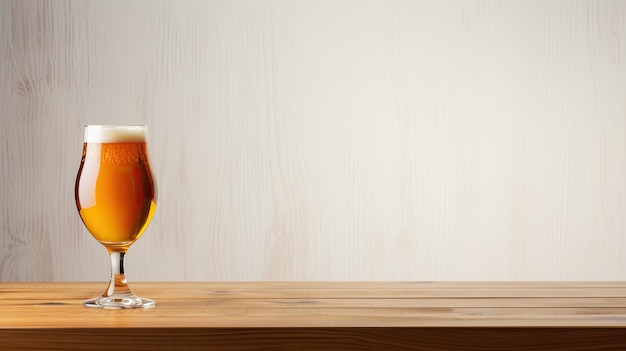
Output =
[{"x1": 1, "y1": 282, "x2": 626, "y2": 350}]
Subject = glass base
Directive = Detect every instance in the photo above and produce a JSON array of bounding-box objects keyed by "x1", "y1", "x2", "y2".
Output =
[{"x1": 83, "y1": 294, "x2": 155, "y2": 309}]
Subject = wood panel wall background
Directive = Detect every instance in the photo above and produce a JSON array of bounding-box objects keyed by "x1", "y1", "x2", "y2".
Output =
[{"x1": 1, "y1": 0, "x2": 625, "y2": 282}]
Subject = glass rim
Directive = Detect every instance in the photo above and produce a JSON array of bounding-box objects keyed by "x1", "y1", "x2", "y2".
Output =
[{"x1": 84, "y1": 124, "x2": 147, "y2": 128}]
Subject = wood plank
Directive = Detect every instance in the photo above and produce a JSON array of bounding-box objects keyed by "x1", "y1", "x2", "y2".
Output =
[
  {"x1": 3, "y1": 282, "x2": 626, "y2": 299},
  {"x1": 2, "y1": 0, "x2": 626, "y2": 284},
  {"x1": 3, "y1": 297, "x2": 626, "y2": 308},
  {"x1": 1, "y1": 282, "x2": 626, "y2": 328},
  {"x1": 2, "y1": 328, "x2": 626, "y2": 351},
  {"x1": 0, "y1": 281, "x2": 620, "y2": 288},
  {"x1": 2, "y1": 282, "x2": 626, "y2": 349}
]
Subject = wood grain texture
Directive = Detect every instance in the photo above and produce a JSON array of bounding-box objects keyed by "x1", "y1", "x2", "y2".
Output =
[
  {"x1": 2, "y1": 282, "x2": 626, "y2": 350},
  {"x1": 4, "y1": 328, "x2": 626, "y2": 351},
  {"x1": 1, "y1": 0, "x2": 626, "y2": 282}
]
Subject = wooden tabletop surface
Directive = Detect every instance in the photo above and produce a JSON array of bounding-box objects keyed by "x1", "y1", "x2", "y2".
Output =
[{"x1": 1, "y1": 281, "x2": 626, "y2": 350}]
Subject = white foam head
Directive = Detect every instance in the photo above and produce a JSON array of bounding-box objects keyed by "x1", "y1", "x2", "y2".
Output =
[{"x1": 84, "y1": 125, "x2": 147, "y2": 143}]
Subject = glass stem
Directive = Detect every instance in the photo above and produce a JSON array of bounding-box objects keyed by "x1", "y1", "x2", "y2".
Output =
[{"x1": 104, "y1": 251, "x2": 132, "y2": 297}]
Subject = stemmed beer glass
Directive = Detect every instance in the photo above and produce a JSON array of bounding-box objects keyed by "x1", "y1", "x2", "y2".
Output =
[{"x1": 75, "y1": 125, "x2": 157, "y2": 309}]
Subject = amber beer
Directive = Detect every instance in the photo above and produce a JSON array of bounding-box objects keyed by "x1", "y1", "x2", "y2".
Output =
[{"x1": 75, "y1": 125, "x2": 156, "y2": 251}]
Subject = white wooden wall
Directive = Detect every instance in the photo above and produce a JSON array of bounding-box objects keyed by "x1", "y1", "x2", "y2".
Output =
[{"x1": 1, "y1": 0, "x2": 625, "y2": 282}]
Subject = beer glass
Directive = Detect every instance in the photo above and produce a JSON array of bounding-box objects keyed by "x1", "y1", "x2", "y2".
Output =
[{"x1": 75, "y1": 125, "x2": 157, "y2": 309}]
